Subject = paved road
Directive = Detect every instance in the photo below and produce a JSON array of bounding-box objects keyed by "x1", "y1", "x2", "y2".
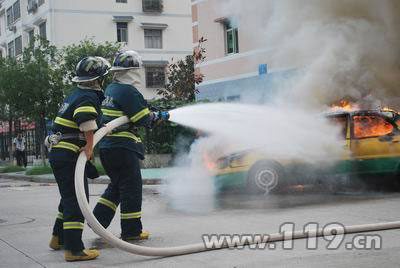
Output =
[{"x1": 1, "y1": 178, "x2": 400, "y2": 267}]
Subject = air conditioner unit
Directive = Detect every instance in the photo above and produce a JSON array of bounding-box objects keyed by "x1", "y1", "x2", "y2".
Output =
[
  {"x1": 8, "y1": 25, "x2": 16, "y2": 32},
  {"x1": 27, "y1": 0, "x2": 38, "y2": 14}
]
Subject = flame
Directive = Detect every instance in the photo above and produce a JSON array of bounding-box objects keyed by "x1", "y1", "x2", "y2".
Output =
[
  {"x1": 354, "y1": 115, "x2": 394, "y2": 138},
  {"x1": 203, "y1": 153, "x2": 217, "y2": 171},
  {"x1": 330, "y1": 100, "x2": 359, "y2": 112}
]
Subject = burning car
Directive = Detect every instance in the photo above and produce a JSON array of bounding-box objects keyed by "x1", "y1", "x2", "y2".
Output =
[{"x1": 210, "y1": 108, "x2": 400, "y2": 193}]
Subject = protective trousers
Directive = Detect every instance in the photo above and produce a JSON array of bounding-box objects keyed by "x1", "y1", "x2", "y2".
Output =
[
  {"x1": 50, "y1": 160, "x2": 89, "y2": 252},
  {"x1": 93, "y1": 148, "x2": 143, "y2": 238}
]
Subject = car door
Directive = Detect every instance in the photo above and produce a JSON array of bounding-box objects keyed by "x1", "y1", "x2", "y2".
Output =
[
  {"x1": 350, "y1": 113, "x2": 400, "y2": 174},
  {"x1": 326, "y1": 114, "x2": 353, "y2": 174}
]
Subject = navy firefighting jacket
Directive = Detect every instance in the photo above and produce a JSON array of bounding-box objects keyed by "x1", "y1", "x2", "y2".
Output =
[
  {"x1": 99, "y1": 82, "x2": 151, "y2": 159},
  {"x1": 49, "y1": 86, "x2": 104, "y2": 162}
]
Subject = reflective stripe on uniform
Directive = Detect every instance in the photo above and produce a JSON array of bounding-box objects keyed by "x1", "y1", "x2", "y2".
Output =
[
  {"x1": 73, "y1": 106, "x2": 97, "y2": 117},
  {"x1": 57, "y1": 212, "x2": 64, "y2": 220},
  {"x1": 98, "y1": 198, "x2": 117, "y2": 211},
  {"x1": 54, "y1": 117, "x2": 79, "y2": 129},
  {"x1": 63, "y1": 222, "x2": 84, "y2": 230},
  {"x1": 102, "y1": 109, "x2": 124, "y2": 117},
  {"x1": 52, "y1": 141, "x2": 80, "y2": 153},
  {"x1": 121, "y1": 211, "x2": 141, "y2": 220},
  {"x1": 130, "y1": 108, "x2": 150, "y2": 123},
  {"x1": 107, "y1": 131, "x2": 142, "y2": 143}
]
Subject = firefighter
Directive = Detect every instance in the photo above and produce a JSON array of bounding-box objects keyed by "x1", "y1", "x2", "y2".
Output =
[
  {"x1": 93, "y1": 51, "x2": 169, "y2": 241},
  {"x1": 47, "y1": 56, "x2": 110, "y2": 262}
]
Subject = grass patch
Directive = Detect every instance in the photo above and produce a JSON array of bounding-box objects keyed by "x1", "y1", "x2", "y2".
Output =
[
  {"x1": 0, "y1": 165, "x2": 26, "y2": 173},
  {"x1": 26, "y1": 165, "x2": 53, "y2": 176}
]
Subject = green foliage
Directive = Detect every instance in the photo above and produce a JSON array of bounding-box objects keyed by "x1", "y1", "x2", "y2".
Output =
[
  {"x1": 61, "y1": 38, "x2": 122, "y2": 85},
  {"x1": 25, "y1": 165, "x2": 53, "y2": 175},
  {"x1": 0, "y1": 165, "x2": 25, "y2": 173},
  {"x1": 21, "y1": 37, "x2": 66, "y2": 121},
  {"x1": 156, "y1": 37, "x2": 207, "y2": 102}
]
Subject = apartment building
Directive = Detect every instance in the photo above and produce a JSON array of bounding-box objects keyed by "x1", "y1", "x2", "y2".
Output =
[
  {"x1": 192, "y1": 0, "x2": 294, "y2": 102},
  {"x1": 0, "y1": 0, "x2": 193, "y2": 99}
]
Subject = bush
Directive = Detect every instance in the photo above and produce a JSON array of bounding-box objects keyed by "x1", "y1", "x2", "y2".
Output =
[
  {"x1": 0, "y1": 165, "x2": 26, "y2": 173},
  {"x1": 25, "y1": 166, "x2": 53, "y2": 175}
]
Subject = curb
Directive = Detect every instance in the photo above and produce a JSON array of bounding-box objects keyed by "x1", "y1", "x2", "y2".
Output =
[{"x1": 0, "y1": 173, "x2": 163, "y2": 185}]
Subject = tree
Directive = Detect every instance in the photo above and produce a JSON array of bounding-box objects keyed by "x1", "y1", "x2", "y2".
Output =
[
  {"x1": 156, "y1": 37, "x2": 207, "y2": 102},
  {"x1": 0, "y1": 57, "x2": 26, "y2": 160},
  {"x1": 19, "y1": 37, "x2": 66, "y2": 164},
  {"x1": 61, "y1": 38, "x2": 122, "y2": 85}
]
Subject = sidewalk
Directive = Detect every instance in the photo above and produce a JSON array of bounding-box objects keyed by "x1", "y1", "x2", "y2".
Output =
[{"x1": 0, "y1": 168, "x2": 174, "y2": 185}]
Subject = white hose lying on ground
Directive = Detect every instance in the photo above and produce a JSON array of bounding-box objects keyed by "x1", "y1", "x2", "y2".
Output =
[{"x1": 75, "y1": 116, "x2": 400, "y2": 256}]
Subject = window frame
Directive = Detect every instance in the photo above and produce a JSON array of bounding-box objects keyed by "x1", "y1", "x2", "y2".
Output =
[
  {"x1": 8, "y1": 40, "x2": 15, "y2": 57},
  {"x1": 225, "y1": 23, "x2": 239, "y2": 55},
  {"x1": 14, "y1": 35, "x2": 22, "y2": 56},
  {"x1": 116, "y1": 22, "x2": 128, "y2": 43},
  {"x1": 39, "y1": 21, "x2": 47, "y2": 39},
  {"x1": 145, "y1": 66, "x2": 166, "y2": 88},
  {"x1": 351, "y1": 113, "x2": 397, "y2": 139},
  {"x1": 144, "y1": 29, "x2": 162, "y2": 49},
  {"x1": 13, "y1": 0, "x2": 21, "y2": 22},
  {"x1": 6, "y1": 7, "x2": 13, "y2": 26},
  {"x1": 28, "y1": 29, "x2": 35, "y2": 46},
  {"x1": 142, "y1": 0, "x2": 163, "y2": 13}
]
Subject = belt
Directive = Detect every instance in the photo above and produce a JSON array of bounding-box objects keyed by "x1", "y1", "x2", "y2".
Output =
[{"x1": 60, "y1": 133, "x2": 85, "y2": 141}]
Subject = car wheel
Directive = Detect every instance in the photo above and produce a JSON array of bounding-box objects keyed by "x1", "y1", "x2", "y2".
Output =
[{"x1": 247, "y1": 160, "x2": 285, "y2": 194}]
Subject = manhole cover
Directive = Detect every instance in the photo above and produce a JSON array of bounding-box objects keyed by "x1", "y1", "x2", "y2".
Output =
[{"x1": 0, "y1": 219, "x2": 7, "y2": 224}]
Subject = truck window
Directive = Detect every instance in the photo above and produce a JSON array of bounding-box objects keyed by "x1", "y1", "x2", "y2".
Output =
[
  {"x1": 353, "y1": 115, "x2": 393, "y2": 138},
  {"x1": 328, "y1": 115, "x2": 347, "y2": 139}
]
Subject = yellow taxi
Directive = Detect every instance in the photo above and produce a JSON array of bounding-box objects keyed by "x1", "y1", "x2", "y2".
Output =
[{"x1": 212, "y1": 109, "x2": 400, "y2": 193}]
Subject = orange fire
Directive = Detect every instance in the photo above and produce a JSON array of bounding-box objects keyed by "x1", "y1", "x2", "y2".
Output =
[
  {"x1": 203, "y1": 153, "x2": 217, "y2": 171},
  {"x1": 330, "y1": 100, "x2": 359, "y2": 112},
  {"x1": 354, "y1": 115, "x2": 393, "y2": 138}
]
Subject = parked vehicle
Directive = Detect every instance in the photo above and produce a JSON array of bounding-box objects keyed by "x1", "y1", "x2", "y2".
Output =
[{"x1": 211, "y1": 109, "x2": 400, "y2": 193}]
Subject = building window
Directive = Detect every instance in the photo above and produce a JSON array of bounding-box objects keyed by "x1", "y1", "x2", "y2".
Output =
[
  {"x1": 6, "y1": 7, "x2": 13, "y2": 26},
  {"x1": 145, "y1": 66, "x2": 165, "y2": 88},
  {"x1": 225, "y1": 22, "x2": 239, "y2": 55},
  {"x1": 8, "y1": 40, "x2": 14, "y2": 57},
  {"x1": 38, "y1": 0, "x2": 44, "y2": 6},
  {"x1": 39, "y1": 21, "x2": 46, "y2": 39},
  {"x1": 13, "y1": 1, "x2": 21, "y2": 21},
  {"x1": 142, "y1": 0, "x2": 163, "y2": 13},
  {"x1": 15, "y1": 36, "x2": 22, "y2": 55},
  {"x1": 144, "y1": 29, "x2": 162, "y2": 49},
  {"x1": 116, "y1": 0, "x2": 127, "y2": 3},
  {"x1": 28, "y1": 30, "x2": 35, "y2": 45},
  {"x1": 116, "y1": 22, "x2": 128, "y2": 42}
]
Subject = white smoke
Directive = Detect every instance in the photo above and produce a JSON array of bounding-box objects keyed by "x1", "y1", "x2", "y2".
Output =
[
  {"x1": 217, "y1": 0, "x2": 400, "y2": 109},
  {"x1": 164, "y1": 0, "x2": 400, "y2": 207}
]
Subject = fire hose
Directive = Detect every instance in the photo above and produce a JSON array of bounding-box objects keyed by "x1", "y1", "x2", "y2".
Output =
[{"x1": 75, "y1": 116, "x2": 400, "y2": 256}]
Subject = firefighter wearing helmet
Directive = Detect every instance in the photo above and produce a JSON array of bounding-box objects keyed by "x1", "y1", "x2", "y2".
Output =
[
  {"x1": 93, "y1": 51, "x2": 169, "y2": 241},
  {"x1": 47, "y1": 56, "x2": 110, "y2": 262}
]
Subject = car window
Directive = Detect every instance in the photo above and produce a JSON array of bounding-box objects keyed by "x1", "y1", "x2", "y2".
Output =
[
  {"x1": 327, "y1": 116, "x2": 347, "y2": 139},
  {"x1": 353, "y1": 115, "x2": 393, "y2": 138}
]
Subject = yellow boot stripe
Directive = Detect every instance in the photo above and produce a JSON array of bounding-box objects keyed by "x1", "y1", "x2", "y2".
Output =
[
  {"x1": 130, "y1": 108, "x2": 150, "y2": 123},
  {"x1": 54, "y1": 117, "x2": 79, "y2": 129},
  {"x1": 98, "y1": 198, "x2": 117, "y2": 211},
  {"x1": 102, "y1": 109, "x2": 124, "y2": 117},
  {"x1": 63, "y1": 222, "x2": 84, "y2": 230},
  {"x1": 73, "y1": 106, "x2": 97, "y2": 117},
  {"x1": 52, "y1": 141, "x2": 80, "y2": 153}
]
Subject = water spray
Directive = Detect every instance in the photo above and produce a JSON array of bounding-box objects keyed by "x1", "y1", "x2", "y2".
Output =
[{"x1": 75, "y1": 115, "x2": 400, "y2": 257}]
